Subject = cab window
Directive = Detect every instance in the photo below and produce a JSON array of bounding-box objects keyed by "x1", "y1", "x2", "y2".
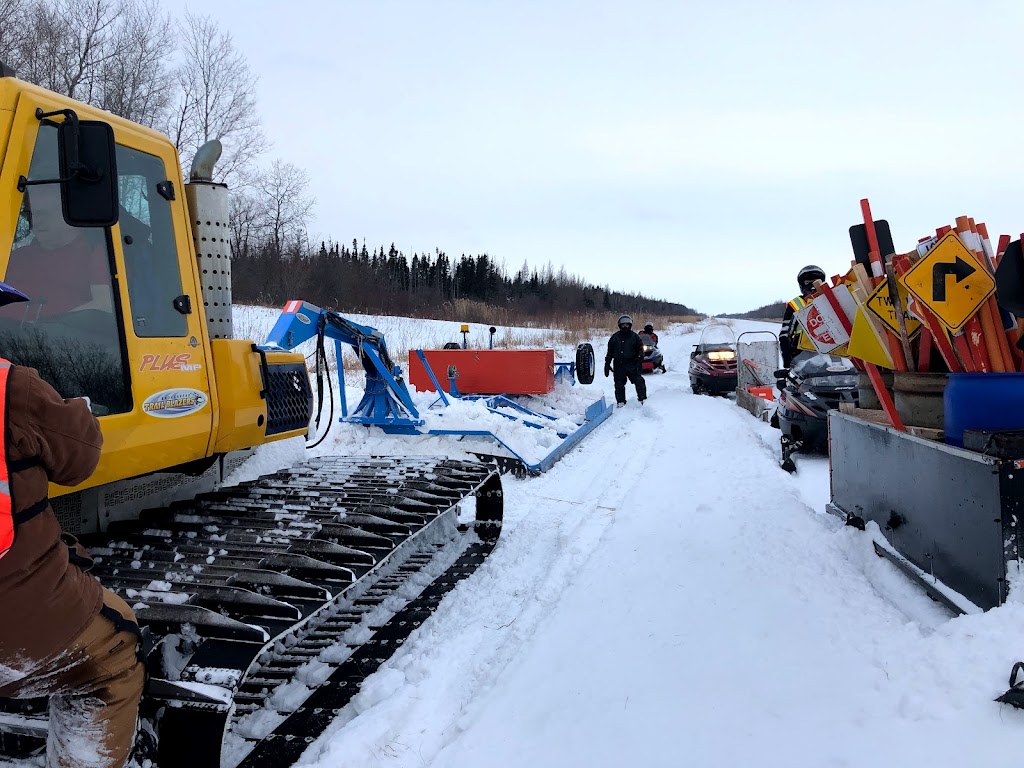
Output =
[
  {"x1": 0, "y1": 123, "x2": 130, "y2": 415},
  {"x1": 117, "y1": 145, "x2": 187, "y2": 338}
]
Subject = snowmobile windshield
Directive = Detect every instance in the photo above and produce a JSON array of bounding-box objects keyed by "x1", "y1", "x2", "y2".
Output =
[
  {"x1": 791, "y1": 353, "x2": 856, "y2": 380},
  {"x1": 639, "y1": 333, "x2": 656, "y2": 347},
  {"x1": 697, "y1": 323, "x2": 736, "y2": 352}
]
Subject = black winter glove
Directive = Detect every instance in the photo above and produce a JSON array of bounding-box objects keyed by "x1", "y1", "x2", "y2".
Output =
[{"x1": 604, "y1": 362, "x2": 611, "y2": 377}]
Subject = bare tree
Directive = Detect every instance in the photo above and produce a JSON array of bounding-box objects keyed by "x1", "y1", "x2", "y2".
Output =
[
  {"x1": 1, "y1": 0, "x2": 174, "y2": 129},
  {"x1": 254, "y1": 160, "x2": 314, "y2": 256},
  {"x1": 166, "y1": 11, "x2": 268, "y2": 186},
  {"x1": 0, "y1": 0, "x2": 33, "y2": 71},
  {"x1": 229, "y1": 188, "x2": 269, "y2": 260},
  {"x1": 13, "y1": 0, "x2": 121, "y2": 101},
  {"x1": 98, "y1": 0, "x2": 174, "y2": 126}
]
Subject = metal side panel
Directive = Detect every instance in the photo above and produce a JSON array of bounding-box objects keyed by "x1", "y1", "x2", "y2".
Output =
[{"x1": 829, "y1": 411, "x2": 1009, "y2": 610}]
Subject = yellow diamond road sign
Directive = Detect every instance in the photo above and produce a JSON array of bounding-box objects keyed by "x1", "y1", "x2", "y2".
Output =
[
  {"x1": 866, "y1": 279, "x2": 922, "y2": 338},
  {"x1": 901, "y1": 231, "x2": 995, "y2": 332}
]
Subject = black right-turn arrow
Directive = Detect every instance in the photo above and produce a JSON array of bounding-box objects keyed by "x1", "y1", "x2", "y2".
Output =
[{"x1": 932, "y1": 257, "x2": 976, "y2": 302}]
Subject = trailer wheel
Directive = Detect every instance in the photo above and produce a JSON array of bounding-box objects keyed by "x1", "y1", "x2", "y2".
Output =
[{"x1": 575, "y1": 343, "x2": 596, "y2": 385}]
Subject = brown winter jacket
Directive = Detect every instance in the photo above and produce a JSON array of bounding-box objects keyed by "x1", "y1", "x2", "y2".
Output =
[{"x1": 0, "y1": 364, "x2": 103, "y2": 678}]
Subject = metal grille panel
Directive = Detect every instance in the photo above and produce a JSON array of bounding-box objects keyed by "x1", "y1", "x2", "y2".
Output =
[{"x1": 266, "y1": 363, "x2": 312, "y2": 435}]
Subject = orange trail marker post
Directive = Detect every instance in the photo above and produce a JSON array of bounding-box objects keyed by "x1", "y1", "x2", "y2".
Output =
[
  {"x1": 966, "y1": 219, "x2": 1012, "y2": 372},
  {"x1": 861, "y1": 199, "x2": 885, "y2": 278},
  {"x1": 917, "y1": 328, "x2": 933, "y2": 372}
]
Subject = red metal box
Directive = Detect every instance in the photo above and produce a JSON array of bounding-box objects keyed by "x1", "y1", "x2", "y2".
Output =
[{"x1": 408, "y1": 349, "x2": 555, "y2": 395}]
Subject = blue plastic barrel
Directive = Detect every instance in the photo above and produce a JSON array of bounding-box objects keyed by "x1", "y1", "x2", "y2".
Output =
[{"x1": 944, "y1": 373, "x2": 1024, "y2": 447}]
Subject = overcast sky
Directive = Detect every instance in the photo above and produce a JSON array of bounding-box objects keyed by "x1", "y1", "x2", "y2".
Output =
[{"x1": 184, "y1": 0, "x2": 1024, "y2": 315}]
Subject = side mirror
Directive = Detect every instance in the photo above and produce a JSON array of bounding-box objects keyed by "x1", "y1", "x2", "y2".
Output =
[
  {"x1": 58, "y1": 118, "x2": 118, "y2": 228},
  {"x1": 773, "y1": 369, "x2": 788, "y2": 379}
]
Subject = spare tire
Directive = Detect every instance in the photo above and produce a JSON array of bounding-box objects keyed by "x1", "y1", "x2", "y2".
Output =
[{"x1": 575, "y1": 343, "x2": 596, "y2": 385}]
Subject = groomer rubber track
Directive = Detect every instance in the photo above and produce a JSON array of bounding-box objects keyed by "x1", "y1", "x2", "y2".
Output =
[{"x1": 0, "y1": 457, "x2": 502, "y2": 768}]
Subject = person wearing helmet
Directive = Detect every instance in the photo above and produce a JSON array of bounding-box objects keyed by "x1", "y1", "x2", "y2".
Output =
[
  {"x1": 780, "y1": 265, "x2": 826, "y2": 367},
  {"x1": 0, "y1": 280, "x2": 143, "y2": 768},
  {"x1": 604, "y1": 314, "x2": 647, "y2": 407},
  {"x1": 640, "y1": 321, "x2": 658, "y2": 346}
]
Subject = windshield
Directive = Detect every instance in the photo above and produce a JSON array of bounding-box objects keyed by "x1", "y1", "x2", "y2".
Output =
[
  {"x1": 0, "y1": 123, "x2": 130, "y2": 414},
  {"x1": 698, "y1": 323, "x2": 736, "y2": 351},
  {"x1": 791, "y1": 353, "x2": 855, "y2": 378}
]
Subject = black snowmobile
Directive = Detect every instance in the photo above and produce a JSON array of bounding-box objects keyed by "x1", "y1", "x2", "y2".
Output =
[
  {"x1": 774, "y1": 351, "x2": 858, "y2": 472},
  {"x1": 639, "y1": 332, "x2": 666, "y2": 374}
]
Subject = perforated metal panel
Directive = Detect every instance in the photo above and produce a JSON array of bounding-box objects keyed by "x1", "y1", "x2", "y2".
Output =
[
  {"x1": 224, "y1": 450, "x2": 254, "y2": 476},
  {"x1": 51, "y1": 493, "x2": 84, "y2": 535},
  {"x1": 103, "y1": 461, "x2": 219, "y2": 507},
  {"x1": 185, "y1": 181, "x2": 233, "y2": 339}
]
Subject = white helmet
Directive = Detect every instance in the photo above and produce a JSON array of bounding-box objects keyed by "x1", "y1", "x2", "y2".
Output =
[{"x1": 617, "y1": 314, "x2": 633, "y2": 328}]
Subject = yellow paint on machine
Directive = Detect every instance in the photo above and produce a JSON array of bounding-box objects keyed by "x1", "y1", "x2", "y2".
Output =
[{"x1": 0, "y1": 76, "x2": 308, "y2": 499}]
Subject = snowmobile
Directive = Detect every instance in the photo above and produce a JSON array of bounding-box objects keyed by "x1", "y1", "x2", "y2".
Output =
[
  {"x1": 639, "y1": 332, "x2": 666, "y2": 374},
  {"x1": 688, "y1": 323, "x2": 738, "y2": 395},
  {"x1": 775, "y1": 351, "x2": 858, "y2": 472}
]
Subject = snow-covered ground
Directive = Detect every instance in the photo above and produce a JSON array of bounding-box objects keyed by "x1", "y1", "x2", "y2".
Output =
[
  {"x1": 237, "y1": 312, "x2": 1024, "y2": 768},
  {"x1": 9, "y1": 311, "x2": 1024, "y2": 768}
]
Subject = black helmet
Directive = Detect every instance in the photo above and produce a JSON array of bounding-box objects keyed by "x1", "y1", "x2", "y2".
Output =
[
  {"x1": 617, "y1": 314, "x2": 632, "y2": 329},
  {"x1": 797, "y1": 264, "x2": 826, "y2": 294},
  {"x1": 643, "y1": 322, "x2": 654, "y2": 333}
]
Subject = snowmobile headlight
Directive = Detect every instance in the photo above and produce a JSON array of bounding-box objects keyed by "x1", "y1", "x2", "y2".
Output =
[
  {"x1": 707, "y1": 350, "x2": 735, "y2": 361},
  {"x1": 643, "y1": 345, "x2": 652, "y2": 352}
]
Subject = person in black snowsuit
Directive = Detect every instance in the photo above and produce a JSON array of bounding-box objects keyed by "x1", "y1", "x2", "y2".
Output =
[
  {"x1": 641, "y1": 322, "x2": 659, "y2": 345},
  {"x1": 604, "y1": 314, "x2": 647, "y2": 407}
]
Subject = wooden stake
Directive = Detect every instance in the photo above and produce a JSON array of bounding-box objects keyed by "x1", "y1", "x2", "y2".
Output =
[{"x1": 885, "y1": 260, "x2": 915, "y2": 372}]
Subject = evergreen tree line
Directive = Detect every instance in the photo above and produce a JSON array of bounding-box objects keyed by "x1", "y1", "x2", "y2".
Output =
[
  {"x1": 732, "y1": 300, "x2": 787, "y2": 321},
  {"x1": 231, "y1": 239, "x2": 698, "y2": 322}
]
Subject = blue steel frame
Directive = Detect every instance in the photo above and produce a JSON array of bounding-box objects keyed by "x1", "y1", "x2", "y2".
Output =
[{"x1": 262, "y1": 301, "x2": 613, "y2": 473}]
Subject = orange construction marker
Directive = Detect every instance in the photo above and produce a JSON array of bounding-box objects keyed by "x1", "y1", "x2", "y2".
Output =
[
  {"x1": 860, "y1": 199, "x2": 885, "y2": 279},
  {"x1": 917, "y1": 328, "x2": 933, "y2": 372},
  {"x1": 967, "y1": 219, "x2": 1013, "y2": 371}
]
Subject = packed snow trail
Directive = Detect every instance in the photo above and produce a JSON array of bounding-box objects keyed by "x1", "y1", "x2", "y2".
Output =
[
  {"x1": 6, "y1": 319, "x2": 1024, "y2": 768},
  {"x1": 296, "y1": 320, "x2": 1024, "y2": 768}
]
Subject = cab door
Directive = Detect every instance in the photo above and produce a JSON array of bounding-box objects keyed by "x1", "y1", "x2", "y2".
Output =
[
  {"x1": 108, "y1": 132, "x2": 215, "y2": 475},
  {"x1": 0, "y1": 90, "x2": 215, "y2": 491}
]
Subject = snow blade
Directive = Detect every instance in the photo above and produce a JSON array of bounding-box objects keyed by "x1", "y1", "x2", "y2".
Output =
[{"x1": 997, "y1": 662, "x2": 1024, "y2": 708}]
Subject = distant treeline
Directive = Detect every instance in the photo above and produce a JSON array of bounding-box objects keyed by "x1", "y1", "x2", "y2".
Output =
[
  {"x1": 232, "y1": 239, "x2": 700, "y2": 322},
  {"x1": 732, "y1": 300, "x2": 787, "y2": 321}
]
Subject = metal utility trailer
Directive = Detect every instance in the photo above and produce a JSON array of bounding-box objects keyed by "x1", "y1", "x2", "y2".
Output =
[
  {"x1": 826, "y1": 410, "x2": 1024, "y2": 613},
  {"x1": 734, "y1": 330, "x2": 779, "y2": 422}
]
